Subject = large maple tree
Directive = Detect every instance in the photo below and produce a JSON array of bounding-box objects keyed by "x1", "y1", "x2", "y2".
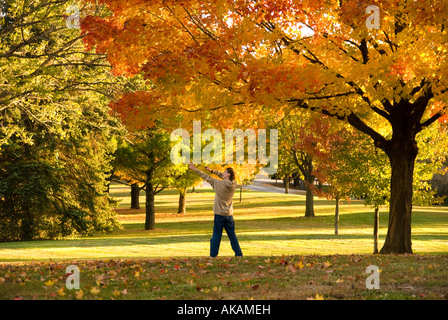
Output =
[{"x1": 81, "y1": 0, "x2": 448, "y2": 254}]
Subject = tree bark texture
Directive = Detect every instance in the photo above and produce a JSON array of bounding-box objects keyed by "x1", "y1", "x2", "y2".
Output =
[
  {"x1": 130, "y1": 183, "x2": 140, "y2": 209},
  {"x1": 334, "y1": 196, "x2": 339, "y2": 235},
  {"x1": 284, "y1": 176, "x2": 290, "y2": 194},
  {"x1": 304, "y1": 181, "x2": 315, "y2": 218},
  {"x1": 177, "y1": 188, "x2": 186, "y2": 214},
  {"x1": 373, "y1": 206, "x2": 379, "y2": 254},
  {"x1": 380, "y1": 137, "x2": 418, "y2": 254},
  {"x1": 145, "y1": 180, "x2": 155, "y2": 230}
]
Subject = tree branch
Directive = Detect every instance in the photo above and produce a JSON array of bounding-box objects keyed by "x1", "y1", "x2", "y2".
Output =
[
  {"x1": 417, "y1": 107, "x2": 447, "y2": 133},
  {"x1": 291, "y1": 99, "x2": 388, "y2": 151}
]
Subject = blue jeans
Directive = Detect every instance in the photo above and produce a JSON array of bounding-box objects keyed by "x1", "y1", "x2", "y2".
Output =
[{"x1": 210, "y1": 214, "x2": 243, "y2": 257}]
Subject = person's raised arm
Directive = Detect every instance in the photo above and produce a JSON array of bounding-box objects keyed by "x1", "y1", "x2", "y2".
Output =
[
  {"x1": 204, "y1": 166, "x2": 223, "y2": 179},
  {"x1": 189, "y1": 164, "x2": 217, "y2": 188}
]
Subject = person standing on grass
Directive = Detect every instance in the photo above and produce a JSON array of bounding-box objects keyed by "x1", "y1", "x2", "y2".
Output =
[{"x1": 188, "y1": 164, "x2": 243, "y2": 258}]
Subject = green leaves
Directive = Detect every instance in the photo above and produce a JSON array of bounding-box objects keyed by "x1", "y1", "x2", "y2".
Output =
[{"x1": 0, "y1": 0, "x2": 126, "y2": 240}]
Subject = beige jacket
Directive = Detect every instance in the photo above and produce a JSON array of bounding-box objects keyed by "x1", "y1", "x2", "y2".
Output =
[{"x1": 193, "y1": 168, "x2": 237, "y2": 216}]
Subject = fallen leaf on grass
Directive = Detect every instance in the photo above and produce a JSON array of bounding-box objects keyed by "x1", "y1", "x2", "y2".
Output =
[
  {"x1": 307, "y1": 293, "x2": 324, "y2": 300},
  {"x1": 44, "y1": 279, "x2": 54, "y2": 287},
  {"x1": 90, "y1": 287, "x2": 100, "y2": 295},
  {"x1": 57, "y1": 287, "x2": 65, "y2": 296},
  {"x1": 75, "y1": 289, "x2": 84, "y2": 300},
  {"x1": 286, "y1": 265, "x2": 296, "y2": 273}
]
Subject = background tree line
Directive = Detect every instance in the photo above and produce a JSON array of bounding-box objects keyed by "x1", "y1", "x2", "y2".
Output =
[
  {"x1": 1, "y1": 0, "x2": 447, "y2": 250},
  {"x1": 0, "y1": 0, "x2": 127, "y2": 240}
]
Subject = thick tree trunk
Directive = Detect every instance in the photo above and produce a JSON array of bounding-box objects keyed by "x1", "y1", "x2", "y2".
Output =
[
  {"x1": 130, "y1": 183, "x2": 140, "y2": 209},
  {"x1": 294, "y1": 153, "x2": 315, "y2": 217},
  {"x1": 380, "y1": 139, "x2": 418, "y2": 254},
  {"x1": 21, "y1": 207, "x2": 33, "y2": 241},
  {"x1": 177, "y1": 188, "x2": 186, "y2": 214},
  {"x1": 373, "y1": 206, "x2": 379, "y2": 254},
  {"x1": 304, "y1": 180, "x2": 315, "y2": 217},
  {"x1": 284, "y1": 176, "x2": 290, "y2": 194},
  {"x1": 145, "y1": 181, "x2": 155, "y2": 230}
]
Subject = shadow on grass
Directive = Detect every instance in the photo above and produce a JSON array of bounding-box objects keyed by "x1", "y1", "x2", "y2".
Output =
[
  {"x1": 4, "y1": 231, "x2": 447, "y2": 252},
  {"x1": 3, "y1": 212, "x2": 446, "y2": 252}
]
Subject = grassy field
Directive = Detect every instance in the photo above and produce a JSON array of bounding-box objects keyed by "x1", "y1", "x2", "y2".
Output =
[
  {"x1": 1, "y1": 254, "x2": 447, "y2": 300},
  {"x1": 0, "y1": 183, "x2": 447, "y2": 300},
  {"x1": 0, "y1": 183, "x2": 447, "y2": 261}
]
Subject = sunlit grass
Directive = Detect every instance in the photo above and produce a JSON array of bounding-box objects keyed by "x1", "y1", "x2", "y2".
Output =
[{"x1": 0, "y1": 183, "x2": 447, "y2": 262}]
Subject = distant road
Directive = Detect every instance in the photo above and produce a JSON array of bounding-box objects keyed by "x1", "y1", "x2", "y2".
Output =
[
  {"x1": 198, "y1": 174, "x2": 306, "y2": 195},
  {"x1": 244, "y1": 175, "x2": 306, "y2": 195}
]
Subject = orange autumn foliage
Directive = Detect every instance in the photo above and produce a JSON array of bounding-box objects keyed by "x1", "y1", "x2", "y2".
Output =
[{"x1": 81, "y1": 0, "x2": 448, "y2": 254}]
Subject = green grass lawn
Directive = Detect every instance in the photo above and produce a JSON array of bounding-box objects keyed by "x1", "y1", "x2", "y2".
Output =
[
  {"x1": 0, "y1": 183, "x2": 447, "y2": 300},
  {"x1": 1, "y1": 183, "x2": 447, "y2": 261}
]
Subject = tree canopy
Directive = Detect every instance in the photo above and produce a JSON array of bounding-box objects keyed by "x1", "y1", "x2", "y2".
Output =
[
  {"x1": 80, "y1": 0, "x2": 448, "y2": 253},
  {"x1": 0, "y1": 0, "x2": 126, "y2": 240}
]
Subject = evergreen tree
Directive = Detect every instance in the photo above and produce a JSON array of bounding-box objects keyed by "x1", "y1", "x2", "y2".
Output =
[{"x1": 0, "y1": 0, "x2": 126, "y2": 240}]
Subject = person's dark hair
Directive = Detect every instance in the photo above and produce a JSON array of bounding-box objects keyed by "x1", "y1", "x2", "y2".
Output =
[{"x1": 225, "y1": 167, "x2": 236, "y2": 181}]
